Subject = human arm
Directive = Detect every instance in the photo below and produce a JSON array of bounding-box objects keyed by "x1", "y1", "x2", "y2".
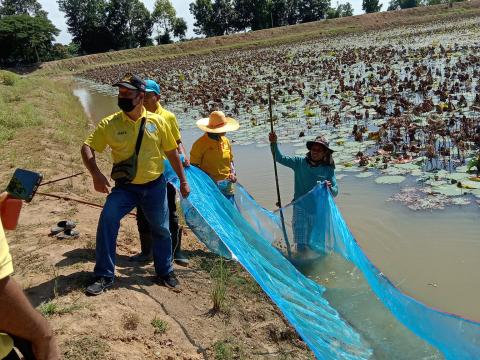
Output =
[
  {"x1": 81, "y1": 144, "x2": 111, "y2": 194},
  {"x1": 0, "y1": 277, "x2": 60, "y2": 360},
  {"x1": 228, "y1": 162, "x2": 237, "y2": 183},
  {"x1": 326, "y1": 170, "x2": 338, "y2": 197},
  {"x1": 0, "y1": 193, "x2": 59, "y2": 360},
  {"x1": 165, "y1": 149, "x2": 190, "y2": 198},
  {"x1": 177, "y1": 140, "x2": 190, "y2": 167},
  {"x1": 268, "y1": 132, "x2": 298, "y2": 169}
]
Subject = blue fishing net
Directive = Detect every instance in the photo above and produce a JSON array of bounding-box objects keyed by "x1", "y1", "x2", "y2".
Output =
[{"x1": 164, "y1": 163, "x2": 480, "y2": 359}]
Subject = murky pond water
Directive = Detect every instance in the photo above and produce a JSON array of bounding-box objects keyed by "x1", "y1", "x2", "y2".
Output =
[{"x1": 74, "y1": 82, "x2": 479, "y2": 358}]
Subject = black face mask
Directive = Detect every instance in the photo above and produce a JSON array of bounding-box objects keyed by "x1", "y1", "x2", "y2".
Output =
[{"x1": 118, "y1": 97, "x2": 136, "y2": 112}]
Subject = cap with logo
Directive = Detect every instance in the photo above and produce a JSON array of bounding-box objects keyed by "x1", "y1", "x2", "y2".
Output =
[{"x1": 112, "y1": 73, "x2": 146, "y2": 92}]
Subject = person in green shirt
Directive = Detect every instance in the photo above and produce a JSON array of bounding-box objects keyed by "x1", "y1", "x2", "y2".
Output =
[{"x1": 269, "y1": 132, "x2": 338, "y2": 251}]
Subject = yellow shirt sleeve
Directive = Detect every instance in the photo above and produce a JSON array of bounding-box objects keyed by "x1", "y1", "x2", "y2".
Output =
[
  {"x1": 190, "y1": 137, "x2": 204, "y2": 165},
  {"x1": 228, "y1": 138, "x2": 233, "y2": 162},
  {"x1": 167, "y1": 115, "x2": 181, "y2": 143},
  {"x1": 0, "y1": 221, "x2": 13, "y2": 280},
  {"x1": 84, "y1": 116, "x2": 109, "y2": 153},
  {"x1": 157, "y1": 117, "x2": 178, "y2": 153},
  {"x1": 0, "y1": 333, "x2": 13, "y2": 359}
]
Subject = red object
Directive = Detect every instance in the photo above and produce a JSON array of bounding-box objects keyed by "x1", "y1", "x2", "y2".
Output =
[{"x1": 0, "y1": 197, "x2": 23, "y2": 230}]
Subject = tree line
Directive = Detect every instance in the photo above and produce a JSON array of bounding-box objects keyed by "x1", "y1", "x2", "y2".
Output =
[
  {"x1": 58, "y1": 0, "x2": 187, "y2": 55},
  {"x1": 0, "y1": 0, "x2": 468, "y2": 65},
  {"x1": 0, "y1": 0, "x2": 64, "y2": 64},
  {"x1": 189, "y1": 0, "x2": 356, "y2": 37},
  {"x1": 191, "y1": 0, "x2": 467, "y2": 36}
]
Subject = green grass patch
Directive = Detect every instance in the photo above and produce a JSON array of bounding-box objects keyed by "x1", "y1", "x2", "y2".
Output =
[
  {"x1": 213, "y1": 339, "x2": 245, "y2": 360},
  {"x1": 151, "y1": 317, "x2": 168, "y2": 334},
  {"x1": 63, "y1": 336, "x2": 109, "y2": 360},
  {"x1": 0, "y1": 70, "x2": 19, "y2": 86},
  {"x1": 0, "y1": 74, "x2": 89, "y2": 147},
  {"x1": 38, "y1": 300, "x2": 82, "y2": 317}
]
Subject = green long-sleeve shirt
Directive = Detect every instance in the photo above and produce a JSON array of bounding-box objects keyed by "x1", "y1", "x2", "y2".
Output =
[{"x1": 271, "y1": 143, "x2": 338, "y2": 200}]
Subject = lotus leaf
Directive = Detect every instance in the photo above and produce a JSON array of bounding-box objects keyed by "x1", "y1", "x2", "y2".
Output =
[
  {"x1": 356, "y1": 172, "x2": 373, "y2": 178},
  {"x1": 431, "y1": 185, "x2": 463, "y2": 197},
  {"x1": 375, "y1": 176, "x2": 406, "y2": 184}
]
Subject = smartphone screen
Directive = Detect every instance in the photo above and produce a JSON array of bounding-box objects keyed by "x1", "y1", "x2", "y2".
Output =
[{"x1": 5, "y1": 169, "x2": 43, "y2": 203}]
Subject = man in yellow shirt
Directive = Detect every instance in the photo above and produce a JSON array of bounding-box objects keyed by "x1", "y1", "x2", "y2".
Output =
[
  {"x1": 130, "y1": 80, "x2": 190, "y2": 266},
  {"x1": 0, "y1": 192, "x2": 59, "y2": 359},
  {"x1": 190, "y1": 111, "x2": 239, "y2": 204},
  {"x1": 81, "y1": 73, "x2": 190, "y2": 295}
]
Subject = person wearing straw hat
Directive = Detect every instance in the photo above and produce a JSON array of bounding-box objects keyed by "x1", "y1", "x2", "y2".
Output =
[
  {"x1": 190, "y1": 111, "x2": 240, "y2": 203},
  {"x1": 130, "y1": 79, "x2": 190, "y2": 266},
  {"x1": 269, "y1": 132, "x2": 338, "y2": 251}
]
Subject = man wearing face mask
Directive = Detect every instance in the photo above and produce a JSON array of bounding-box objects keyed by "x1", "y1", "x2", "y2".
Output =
[{"x1": 81, "y1": 73, "x2": 190, "y2": 295}]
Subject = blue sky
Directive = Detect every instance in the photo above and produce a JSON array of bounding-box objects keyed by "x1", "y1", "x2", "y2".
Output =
[{"x1": 39, "y1": 0, "x2": 391, "y2": 44}]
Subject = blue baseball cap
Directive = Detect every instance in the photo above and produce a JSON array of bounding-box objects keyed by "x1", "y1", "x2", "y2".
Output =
[{"x1": 145, "y1": 79, "x2": 161, "y2": 95}]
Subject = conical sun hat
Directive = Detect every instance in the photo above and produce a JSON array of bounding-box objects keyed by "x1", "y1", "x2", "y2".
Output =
[{"x1": 196, "y1": 111, "x2": 240, "y2": 133}]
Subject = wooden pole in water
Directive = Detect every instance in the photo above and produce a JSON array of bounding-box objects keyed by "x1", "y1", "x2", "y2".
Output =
[{"x1": 268, "y1": 83, "x2": 292, "y2": 258}]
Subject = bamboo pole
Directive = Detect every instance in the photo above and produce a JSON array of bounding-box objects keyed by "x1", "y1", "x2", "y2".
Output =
[
  {"x1": 267, "y1": 83, "x2": 292, "y2": 258},
  {"x1": 36, "y1": 192, "x2": 137, "y2": 217}
]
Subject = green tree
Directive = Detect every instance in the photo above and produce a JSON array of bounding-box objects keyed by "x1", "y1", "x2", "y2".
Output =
[
  {"x1": 270, "y1": 0, "x2": 289, "y2": 27},
  {"x1": 387, "y1": 0, "x2": 400, "y2": 10},
  {"x1": 172, "y1": 17, "x2": 188, "y2": 39},
  {"x1": 362, "y1": 0, "x2": 382, "y2": 13},
  {"x1": 152, "y1": 0, "x2": 176, "y2": 43},
  {"x1": 0, "y1": 14, "x2": 59, "y2": 63},
  {"x1": 400, "y1": 0, "x2": 418, "y2": 8},
  {"x1": 105, "y1": 0, "x2": 153, "y2": 49},
  {"x1": 298, "y1": 0, "x2": 330, "y2": 22},
  {"x1": 328, "y1": 2, "x2": 354, "y2": 17},
  {"x1": 0, "y1": 0, "x2": 46, "y2": 17},
  {"x1": 232, "y1": 0, "x2": 270, "y2": 31},
  {"x1": 57, "y1": 0, "x2": 112, "y2": 54},
  {"x1": 190, "y1": 0, "x2": 234, "y2": 37},
  {"x1": 340, "y1": 2, "x2": 354, "y2": 16},
  {"x1": 190, "y1": 0, "x2": 214, "y2": 36}
]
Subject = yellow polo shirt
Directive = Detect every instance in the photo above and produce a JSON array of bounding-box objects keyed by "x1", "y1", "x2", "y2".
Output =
[
  {"x1": 155, "y1": 104, "x2": 180, "y2": 143},
  {"x1": 0, "y1": 221, "x2": 14, "y2": 359},
  {"x1": 190, "y1": 133, "x2": 233, "y2": 182},
  {"x1": 84, "y1": 108, "x2": 178, "y2": 184}
]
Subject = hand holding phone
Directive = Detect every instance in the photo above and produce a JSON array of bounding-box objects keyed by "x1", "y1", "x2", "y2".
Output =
[
  {"x1": 6, "y1": 168, "x2": 43, "y2": 202},
  {"x1": 1, "y1": 169, "x2": 42, "y2": 230},
  {"x1": 0, "y1": 192, "x2": 22, "y2": 230}
]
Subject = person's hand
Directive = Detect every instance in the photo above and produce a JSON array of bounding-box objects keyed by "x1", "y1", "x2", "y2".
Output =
[
  {"x1": 183, "y1": 157, "x2": 191, "y2": 167},
  {"x1": 0, "y1": 192, "x2": 7, "y2": 204},
  {"x1": 325, "y1": 180, "x2": 332, "y2": 188},
  {"x1": 32, "y1": 332, "x2": 60, "y2": 360},
  {"x1": 269, "y1": 132, "x2": 277, "y2": 143},
  {"x1": 180, "y1": 182, "x2": 190, "y2": 198},
  {"x1": 92, "y1": 171, "x2": 110, "y2": 194},
  {"x1": 228, "y1": 173, "x2": 237, "y2": 183}
]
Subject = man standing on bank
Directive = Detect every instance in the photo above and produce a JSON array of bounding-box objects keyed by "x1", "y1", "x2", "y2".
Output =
[
  {"x1": 130, "y1": 79, "x2": 190, "y2": 266},
  {"x1": 81, "y1": 73, "x2": 190, "y2": 295}
]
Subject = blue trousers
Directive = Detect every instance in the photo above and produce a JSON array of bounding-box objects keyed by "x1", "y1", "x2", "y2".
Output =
[{"x1": 94, "y1": 175, "x2": 172, "y2": 279}]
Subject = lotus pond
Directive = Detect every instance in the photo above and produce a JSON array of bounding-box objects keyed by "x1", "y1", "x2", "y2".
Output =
[{"x1": 74, "y1": 16, "x2": 480, "y2": 358}]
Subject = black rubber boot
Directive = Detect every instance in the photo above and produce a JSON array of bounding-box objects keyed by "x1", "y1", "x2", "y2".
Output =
[{"x1": 173, "y1": 225, "x2": 189, "y2": 266}]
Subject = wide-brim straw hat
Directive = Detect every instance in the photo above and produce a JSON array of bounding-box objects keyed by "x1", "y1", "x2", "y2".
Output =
[{"x1": 196, "y1": 111, "x2": 240, "y2": 133}]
